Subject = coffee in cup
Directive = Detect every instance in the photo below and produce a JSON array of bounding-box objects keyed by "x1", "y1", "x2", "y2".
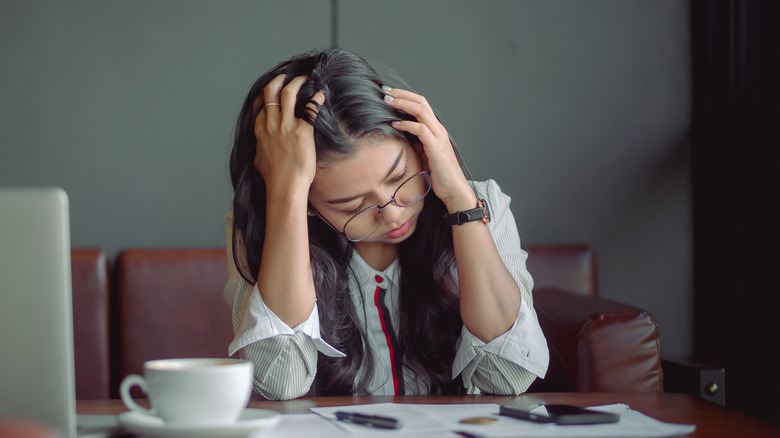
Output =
[{"x1": 120, "y1": 358, "x2": 253, "y2": 425}]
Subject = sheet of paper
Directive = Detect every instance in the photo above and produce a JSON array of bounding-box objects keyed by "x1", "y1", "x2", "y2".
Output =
[
  {"x1": 309, "y1": 403, "x2": 696, "y2": 438},
  {"x1": 253, "y1": 413, "x2": 346, "y2": 438}
]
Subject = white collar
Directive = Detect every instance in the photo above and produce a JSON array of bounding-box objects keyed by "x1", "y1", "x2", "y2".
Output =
[{"x1": 350, "y1": 249, "x2": 399, "y2": 292}]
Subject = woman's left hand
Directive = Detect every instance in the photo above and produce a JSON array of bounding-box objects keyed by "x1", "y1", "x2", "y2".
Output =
[{"x1": 383, "y1": 87, "x2": 477, "y2": 212}]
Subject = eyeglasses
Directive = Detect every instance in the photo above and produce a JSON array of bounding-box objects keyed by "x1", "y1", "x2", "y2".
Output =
[{"x1": 315, "y1": 170, "x2": 432, "y2": 242}]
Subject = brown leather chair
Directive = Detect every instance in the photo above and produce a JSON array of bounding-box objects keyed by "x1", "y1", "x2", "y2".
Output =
[
  {"x1": 72, "y1": 244, "x2": 715, "y2": 400},
  {"x1": 115, "y1": 248, "x2": 235, "y2": 380},
  {"x1": 111, "y1": 245, "x2": 664, "y2": 394},
  {"x1": 70, "y1": 248, "x2": 111, "y2": 399},
  {"x1": 525, "y1": 245, "x2": 664, "y2": 393}
]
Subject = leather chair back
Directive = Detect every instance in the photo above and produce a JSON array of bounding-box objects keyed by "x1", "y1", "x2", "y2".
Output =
[
  {"x1": 70, "y1": 248, "x2": 110, "y2": 399},
  {"x1": 524, "y1": 245, "x2": 662, "y2": 392},
  {"x1": 525, "y1": 244, "x2": 598, "y2": 296},
  {"x1": 115, "y1": 248, "x2": 234, "y2": 379},
  {"x1": 530, "y1": 288, "x2": 663, "y2": 392}
]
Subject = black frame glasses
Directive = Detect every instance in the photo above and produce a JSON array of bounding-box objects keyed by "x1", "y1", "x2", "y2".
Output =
[{"x1": 312, "y1": 170, "x2": 432, "y2": 242}]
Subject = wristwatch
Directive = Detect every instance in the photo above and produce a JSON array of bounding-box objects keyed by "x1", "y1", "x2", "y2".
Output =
[{"x1": 444, "y1": 199, "x2": 490, "y2": 226}]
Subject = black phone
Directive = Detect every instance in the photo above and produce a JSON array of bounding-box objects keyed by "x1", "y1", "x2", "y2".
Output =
[{"x1": 499, "y1": 403, "x2": 620, "y2": 425}]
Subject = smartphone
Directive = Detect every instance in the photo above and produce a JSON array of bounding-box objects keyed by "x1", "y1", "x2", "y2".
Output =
[{"x1": 499, "y1": 403, "x2": 620, "y2": 425}]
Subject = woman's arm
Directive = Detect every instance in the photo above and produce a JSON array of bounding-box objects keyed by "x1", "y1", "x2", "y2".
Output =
[
  {"x1": 449, "y1": 181, "x2": 548, "y2": 393},
  {"x1": 252, "y1": 75, "x2": 325, "y2": 327},
  {"x1": 383, "y1": 88, "x2": 520, "y2": 342},
  {"x1": 257, "y1": 184, "x2": 315, "y2": 327},
  {"x1": 448, "y1": 193, "x2": 522, "y2": 342},
  {"x1": 224, "y1": 215, "x2": 345, "y2": 400},
  {"x1": 223, "y1": 262, "x2": 319, "y2": 400}
]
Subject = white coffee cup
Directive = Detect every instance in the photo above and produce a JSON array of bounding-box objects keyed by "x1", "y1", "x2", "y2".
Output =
[{"x1": 120, "y1": 358, "x2": 253, "y2": 425}]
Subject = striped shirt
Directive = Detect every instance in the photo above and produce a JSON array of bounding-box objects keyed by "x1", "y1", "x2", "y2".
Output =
[{"x1": 223, "y1": 179, "x2": 549, "y2": 400}]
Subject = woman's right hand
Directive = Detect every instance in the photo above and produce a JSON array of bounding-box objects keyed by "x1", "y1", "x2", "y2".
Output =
[{"x1": 253, "y1": 75, "x2": 325, "y2": 194}]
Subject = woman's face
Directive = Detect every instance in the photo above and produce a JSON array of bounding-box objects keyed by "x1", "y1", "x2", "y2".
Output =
[{"x1": 309, "y1": 136, "x2": 426, "y2": 245}]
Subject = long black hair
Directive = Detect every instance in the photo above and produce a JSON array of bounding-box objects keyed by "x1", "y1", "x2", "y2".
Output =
[{"x1": 229, "y1": 48, "x2": 469, "y2": 395}]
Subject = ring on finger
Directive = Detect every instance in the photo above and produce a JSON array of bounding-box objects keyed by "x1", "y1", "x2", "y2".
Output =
[{"x1": 265, "y1": 103, "x2": 281, "y2": 107}]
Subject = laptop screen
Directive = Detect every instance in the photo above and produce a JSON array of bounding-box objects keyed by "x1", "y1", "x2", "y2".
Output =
[{"x1": 0, "y1": 187, "x2": 77, "y2": 437}]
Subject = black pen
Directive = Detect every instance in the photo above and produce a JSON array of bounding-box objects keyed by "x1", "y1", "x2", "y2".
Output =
[{"x1": 334, "y1": 411, "x2": 402, "y2": 429}]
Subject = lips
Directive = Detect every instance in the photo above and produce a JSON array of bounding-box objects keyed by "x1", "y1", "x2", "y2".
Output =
[{"x1": 385, "y1": 219, "x2": 412, "y2": 240}]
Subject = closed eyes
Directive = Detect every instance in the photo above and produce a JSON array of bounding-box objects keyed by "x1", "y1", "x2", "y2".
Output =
[{"x1": 343, "y1": 167, "x2": 410, "y2": 217}]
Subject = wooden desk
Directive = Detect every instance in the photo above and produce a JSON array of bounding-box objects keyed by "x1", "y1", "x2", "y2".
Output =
[{"x1": 78, "y1": 392, "x2": 780, "y2": 437}]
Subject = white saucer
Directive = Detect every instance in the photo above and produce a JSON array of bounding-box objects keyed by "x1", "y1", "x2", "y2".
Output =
[{"x1": 118, "y1": 409, "x2": 281, "y2": 438}]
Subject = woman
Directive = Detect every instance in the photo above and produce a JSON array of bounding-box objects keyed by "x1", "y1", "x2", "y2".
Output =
[{"x1": 225, "y1": 48, "x2": 548, "y2": 400}]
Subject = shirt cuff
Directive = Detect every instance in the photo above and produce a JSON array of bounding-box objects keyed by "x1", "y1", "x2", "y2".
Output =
[
  {"x1": 228, "y1": 283, "x2": 345, "y2": 358},
  {"x1": 452, "y1": 298, "x2": 549, "y2": 379}
]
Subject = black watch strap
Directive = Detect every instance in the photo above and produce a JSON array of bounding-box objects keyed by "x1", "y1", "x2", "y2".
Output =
[{"x1": 444, "y1": 199, "x2": 490, "y2": 226}]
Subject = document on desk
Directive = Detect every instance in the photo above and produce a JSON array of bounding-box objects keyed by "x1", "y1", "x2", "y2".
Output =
[
  {"x1": 259, "y1": 413, "x2": 347, "y2": 438},
  {"x1": 308, "y1": 403, "x2": 696, "y2": 437}
]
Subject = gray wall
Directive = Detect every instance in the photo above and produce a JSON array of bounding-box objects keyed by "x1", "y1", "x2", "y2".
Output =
[{"x1": 0, "y1": 1, "x2": 692, "y2": 356}]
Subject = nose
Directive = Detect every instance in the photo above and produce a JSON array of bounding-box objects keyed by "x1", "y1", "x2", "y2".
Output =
[{"x1": 381, "y1": 202, "x2": 404, "y2": 225}]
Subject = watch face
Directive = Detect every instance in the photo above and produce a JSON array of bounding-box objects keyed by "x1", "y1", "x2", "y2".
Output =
[{"x1": 478, "y1": 199, "x2": 490, "y2": 223}]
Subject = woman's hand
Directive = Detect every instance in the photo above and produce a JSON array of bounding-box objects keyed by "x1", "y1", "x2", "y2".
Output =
[
  {"x1": 382, "y1": 87, "x2": 477, "y2": 212},
  {"x1": 254, "y1": 75, "x2": 325, "y2": 195}
]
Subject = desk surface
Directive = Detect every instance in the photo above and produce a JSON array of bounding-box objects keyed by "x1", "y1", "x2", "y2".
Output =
[{"x1": 78, "y1": 392, "x2": 780, "y2": 438}]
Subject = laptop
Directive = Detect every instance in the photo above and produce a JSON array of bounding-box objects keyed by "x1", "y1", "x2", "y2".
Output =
[{"x1": 0, "y1": 187, "x2": 118, "y2": 438}]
